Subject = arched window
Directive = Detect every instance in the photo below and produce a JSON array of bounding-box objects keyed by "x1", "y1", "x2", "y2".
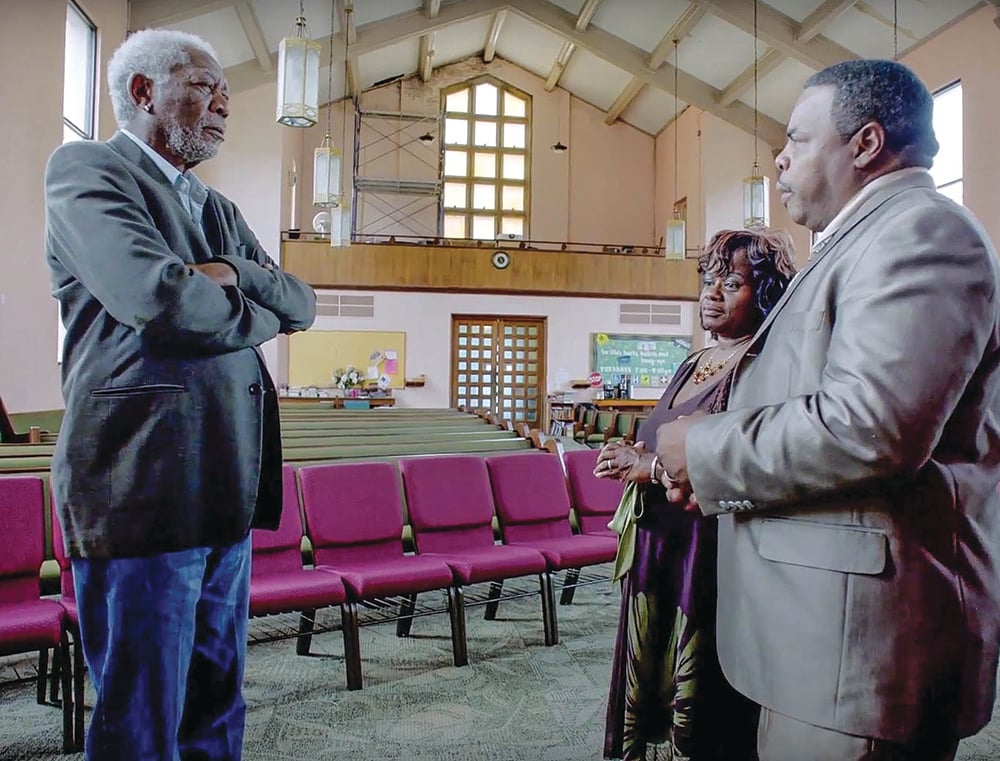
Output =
[{"x1": 441, "y1": 77, "x2": 530, "y2": 240}]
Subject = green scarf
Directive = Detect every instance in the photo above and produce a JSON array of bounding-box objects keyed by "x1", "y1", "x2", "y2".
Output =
[{"x1": 607, "y1": 482, "x2": 645, "y2": 582}]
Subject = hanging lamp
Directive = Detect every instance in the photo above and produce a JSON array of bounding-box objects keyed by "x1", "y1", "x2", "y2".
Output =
[
  {"x1": 664, "y1": 39, "x2": 685, "y2": 259},
  {"x1": 314, "y1": 2, "x2": 343, "y2": 209},
  {"x1": 742, "y1": 0, "x2": 770, "y2": 229},
  {"x1": 276, "y1": 1, "x2": 320, "y2": 127}
]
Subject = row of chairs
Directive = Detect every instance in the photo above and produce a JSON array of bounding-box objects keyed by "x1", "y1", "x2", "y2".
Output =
[
  {"x1": 0, "y1": 448, "x2": 625, "y2": 752},
  {"x1": 572, "y1": 407, "x2": 648, "y2": 448}
]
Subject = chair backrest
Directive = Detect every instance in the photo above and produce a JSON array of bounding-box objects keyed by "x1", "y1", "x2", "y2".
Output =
[
  {"x1": 594, "y1": 410, "x2": 616, "y2": 433},
  {"x1": 398, "y1": 455, "x2": 496, "y2": 553},
  {"x1": 49, "y1": 498, "x2": 75, "y2": 600},
  {"x1": 614, "y1": 412, "x2": 635, "y2": 437},
  {"x1": 563, "y1": 449, "x2": 625, "y2": 534},
  {"x1": 298, "y1": 461, "x2": 407, "y2": 565},
  {"x1": 486, "y1": 452, "x2": 573, "y2": 543},
  {"x1": 250, "y1": 464, "x2": 306, "y2": 577},
  {"x1": 0, "y1": 476, "x2": 46, "y2": 604}
]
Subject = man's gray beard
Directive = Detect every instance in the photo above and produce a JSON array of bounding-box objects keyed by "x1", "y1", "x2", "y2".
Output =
[{"x1": 164, "y1": 117, "x2": 219, "y2": 164}]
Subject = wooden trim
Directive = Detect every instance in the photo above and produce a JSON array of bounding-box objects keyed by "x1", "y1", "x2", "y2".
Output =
[{"x1": 283, "y1": 241, "x2": 701, "y2": 300}]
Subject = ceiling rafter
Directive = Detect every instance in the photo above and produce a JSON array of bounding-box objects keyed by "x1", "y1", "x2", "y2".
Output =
[
  {"x1": 603, "y1": 6, "x2": 706, "y2": 126},
  {"x1": 690, "y1": 0, "x2": 856, "y2": 71},
  {"x1": 423, "y1": 0, "x2": 441, "y2": 20},
  {"x1": 418, "y1": 32, "x2": 436, "y2": 82},
  {"x1": 718, "y1": 48, "x2": 784, "y2": 106},
  {"x1": 129, "y1": 0, "x2": 234, "y2": 29},
  {"x1": 484, "y1": 10, "x2": 508, "y2": 64},
  {"x1": 543, "y1": 42, "x2": 575, "y2": 92},
  {"x1": 797, "y1": 0, "x2": 860, "y2": 42},
  {"x1": 232, "y1": 0, "x2": 272, "y2": 73},
  {"x1": 507, "y1": 0, "x2": 786, "y2": 147},
  {"x1": 542, "y1": 0, "x2": 604, "y2": 92}
]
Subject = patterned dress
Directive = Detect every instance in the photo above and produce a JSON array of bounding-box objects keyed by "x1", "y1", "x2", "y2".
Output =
[{"x1": 603, "y1": 356, "x2": 759, "y2": 761}]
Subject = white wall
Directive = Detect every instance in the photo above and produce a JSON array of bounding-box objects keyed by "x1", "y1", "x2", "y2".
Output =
[{"x1": 310, "y1": 290, "x2": 695, "y2": 408}]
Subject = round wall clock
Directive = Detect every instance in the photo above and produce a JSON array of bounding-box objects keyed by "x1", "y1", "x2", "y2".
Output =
[{"x1": 491, "y1": 250, "x2": 511, "y2": 270}]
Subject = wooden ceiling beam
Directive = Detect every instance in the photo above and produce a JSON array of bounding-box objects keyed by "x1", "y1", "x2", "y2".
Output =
[
  {"x1": 423, "y1": 0, "x2": 442, "y2": 20},
  {"x1": 718, "y1": 48, "x2": 784, "y2": 106},
  {"x1": 508, "y1": 0, "x2": 787, "y2": 146},
  {"x1": 797, "y1": 0, "x2": 859, "y2": 42},
  {"x1": 690, "y1": 0, "x2": 856, "y2": 71},
  {"x1": 418, "y1": 32, "x2": 436, "y2": 82},
  {"x1": 233, "y1": 0, "x2": 272, "y2": 73},
  {"x1": 604, "y1": 77, "x2": 644, "y2": 125},
  {"x1": 129, "y1": 0, "x2": 233, "y2": 29},
  {"x1": 483, "y1": 10, "x2": 508, "y2": 63}
]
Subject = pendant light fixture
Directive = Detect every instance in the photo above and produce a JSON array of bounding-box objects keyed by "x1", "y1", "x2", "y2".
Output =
[
  {"x1": 331, "y1": 11, "x2": 355, "y2": 249},
  {"x1": 664, "y1": 38, "x2": 685, "y2": 259},
  {"x1": 276, "y1": 1, "x2": 320, "y2": 127},
  {"x1": 742, "y1": 0, "x2": 770, "y2": 230},
  {"x1": 314, "y1": 1, "x2": 343, "y2": 209}
]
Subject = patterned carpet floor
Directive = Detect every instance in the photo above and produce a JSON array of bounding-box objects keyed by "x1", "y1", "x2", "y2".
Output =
[{"x1": 3, "y1": 574, "x2": 1000, "y2": 761}]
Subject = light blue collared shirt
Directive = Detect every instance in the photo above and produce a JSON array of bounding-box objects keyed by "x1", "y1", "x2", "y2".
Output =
[{"x1": 119, "y1": 129, "x2": 209, "y2": 232}]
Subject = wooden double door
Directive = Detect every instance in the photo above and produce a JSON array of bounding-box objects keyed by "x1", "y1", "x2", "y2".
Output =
[{"x1": 450, "y1": 315, "x2": 546, "y2": 426}]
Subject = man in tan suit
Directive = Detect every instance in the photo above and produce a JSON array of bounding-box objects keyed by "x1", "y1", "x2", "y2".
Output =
[{"x1": 654, "y1": 60, "x2": 1000, "y2": 760}]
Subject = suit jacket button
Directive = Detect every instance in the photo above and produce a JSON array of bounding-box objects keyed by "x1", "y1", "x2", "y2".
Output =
[{"x1": 248, "y1": 382, "x2": 262, "y2": 395}]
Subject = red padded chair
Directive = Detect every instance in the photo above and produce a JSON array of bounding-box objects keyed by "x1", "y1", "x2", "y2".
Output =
[
  {"x1": 249, "y1": 464, "x2": 349, "y2": 660},
  {"x1": 486, "y1": 452, "x2": 617, "y2": 605},
  {"x1": 297, "y1": 461, "x2": 461, "y2": 689},
  {"x1": 0, "y1": 476, "x2": 73, "y2": 752},
  {"x1": 398, "y1": 455, "x2": 557, "y2": 646},
  {"x1": 48, "y1": 502, "x2": 85, "y2": 751},
  {"x1": 563, "y1": 448, "x2": 625, "y2": 537}
]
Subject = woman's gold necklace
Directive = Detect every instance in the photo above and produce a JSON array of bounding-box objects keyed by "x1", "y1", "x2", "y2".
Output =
[{"x1": 691, "y1": 341, "x2": 748, "y2": 385}]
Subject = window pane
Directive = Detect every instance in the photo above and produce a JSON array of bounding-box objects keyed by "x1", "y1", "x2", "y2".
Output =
[
  {"x1": 444, "y1": 150, "x2": 468, "y2": 176},
  {"x1": 938, "y1": 180, "x2": 963, "y2": 205},
  {"x1": 474, "y1": 82, "x2": 499, "y2": 115},
  {"x1": 63, "y1": 122, "x2": 85, "y2": 143},
  {"x1": 473, "y1": 152, "x2": 496, "y2": 178},
  {"x1": 473, "y1": 184, "x2": 495, "y2": 210},
  {"x1": 930, "y1": 83, "x2": 962, "y2": 189},
  {"x1": 445, "y1": 118, "x2": 469, "y2": 145},
  {"x1": 444, "y1": 214, "x2": 467, "y2": 238},
  {"x1": 504, "y1": 92, "x2": 526, "y2": 117},
  {"x1": 502, "y1": 154, "x2": 524, "y2": 180},
  {"x1": 64, "y1": 2, "x2": 95, "y2": 138},
  {"x1": 474, "y1": 121, "x2": 497, "y2": 147},
  {"x1": 503, "y1": 123, "x2": 526, "y2": 149},
  {"x1": 502, "y1": 185, "x2": 524, "y2": 211},
  {"x1": 446, "y1": 88, "x2": 469, "y2": 113},
  {"x1": 443, "y1": 182, "x2": 466, "y2": 208},
  {"x1": 472, "y1": 215, "x2": 495, "y2": 239},
  {"x1": 501, "y1": 217, "x2": 523, "y2": 236}
]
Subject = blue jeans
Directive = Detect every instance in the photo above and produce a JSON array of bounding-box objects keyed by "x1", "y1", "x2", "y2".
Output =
[{"x1": 72, "y1": 535, "x2": 252, "y2": 761}]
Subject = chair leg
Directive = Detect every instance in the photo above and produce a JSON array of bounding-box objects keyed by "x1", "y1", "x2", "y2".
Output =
[
  {"x1": 483, "y1": 580, "x2": 503, "y2": 620},
  {"x1": 447, "y1": 586, "x2": 468, "y2": 667},
  {"x1": 71, "y1": 626, "x2": 85, "y2": 752},
  {"x1": 49, "y1": 644, "x2": 62, "y2": 703},
  {"x1": 560, "y1": 568, "x2": 581, "y2": 605},
  {"x1": 540, "y1": 572, "x2": 559, "y2": 646},
  {"x1": 340, "y1": 603, "x2": 363, "y2": 691},
  {"x1": 58, "y1": 631, "x2": 73, "y2": 754},
  {"x1": 37, "y1": 647, "x2": 49, "y2": 705},
  {"x1": 395, "y1": 594, "x2": 417, "y2": 637},
  {"x1": 295, "y1": 609, "x2": 316, "y2": 656}
]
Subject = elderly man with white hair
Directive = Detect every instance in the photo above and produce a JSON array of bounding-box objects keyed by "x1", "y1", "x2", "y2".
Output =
[{"x1": 44, "y1": 29, "x2": 316, "y2": 760}]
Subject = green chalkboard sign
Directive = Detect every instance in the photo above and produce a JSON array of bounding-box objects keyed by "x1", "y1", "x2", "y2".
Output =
[{"x1": 591, "y1": 333, "x2": 692, "y2": 388}]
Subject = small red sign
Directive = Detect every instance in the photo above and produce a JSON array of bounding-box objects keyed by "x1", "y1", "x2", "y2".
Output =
[{"x1": 588, "y1": 372, "x2": 603, "y2": 388}]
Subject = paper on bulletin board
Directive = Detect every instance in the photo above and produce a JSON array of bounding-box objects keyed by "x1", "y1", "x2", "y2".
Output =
[
  {"x1": 288, "y1": 330, "x2": 406, "y2": 388},
  {"x1": 384, "y1": 350, "x2": 398, "y2": 374},
  {"x1": 367, "y1": 365, "x2": 379, "y2": 380}
]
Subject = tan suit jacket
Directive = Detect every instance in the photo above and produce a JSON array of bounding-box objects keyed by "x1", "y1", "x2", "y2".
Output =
[{"x1": 686, "y1": 171, "x2": 1000, "y2": 742}]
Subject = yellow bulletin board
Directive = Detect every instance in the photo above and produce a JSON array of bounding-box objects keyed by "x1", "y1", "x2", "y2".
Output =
[{"x1": 288, "y1": 330, "x2": 406, "y2": 389}]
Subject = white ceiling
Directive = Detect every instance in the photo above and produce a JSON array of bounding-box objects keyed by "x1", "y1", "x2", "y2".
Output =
[{"x1": 131, "y1": 0, "x2": 987, "y2": 142}]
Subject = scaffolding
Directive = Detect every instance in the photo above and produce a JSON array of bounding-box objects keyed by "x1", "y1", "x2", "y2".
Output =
[{"x1": 352, "y1": 105, "x2": 442, "y2": 240}]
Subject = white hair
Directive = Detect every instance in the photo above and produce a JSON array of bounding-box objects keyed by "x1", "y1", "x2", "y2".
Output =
[{"x1": 107, "y1": 29, "x2": 219, "y2": 128}]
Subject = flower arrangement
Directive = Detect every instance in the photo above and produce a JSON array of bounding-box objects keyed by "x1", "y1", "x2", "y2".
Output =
[{"x1": 333, "y1": 365, "x2": 364, "y2": 390}]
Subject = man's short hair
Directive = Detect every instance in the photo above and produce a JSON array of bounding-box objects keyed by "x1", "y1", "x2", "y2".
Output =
[
  {"x1": 805, "y1": 59, "x2": 939, "y2": 168},
  {"x1": 107, "y1": 29, "x2": 218, "y2": 129}
]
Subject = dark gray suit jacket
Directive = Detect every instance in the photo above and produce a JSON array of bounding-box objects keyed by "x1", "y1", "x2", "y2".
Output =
[
  {"x1": 45, "y1": 132, "x2": 316, "y2": 559},
  {"x1": 687, "y1": 171, "x2": 1000, "y2": 741}
]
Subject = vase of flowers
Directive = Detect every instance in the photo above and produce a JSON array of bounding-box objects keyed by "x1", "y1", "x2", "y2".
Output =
[{"x1": 333, "y1": 365, "x2": 363, "y2": 392}]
